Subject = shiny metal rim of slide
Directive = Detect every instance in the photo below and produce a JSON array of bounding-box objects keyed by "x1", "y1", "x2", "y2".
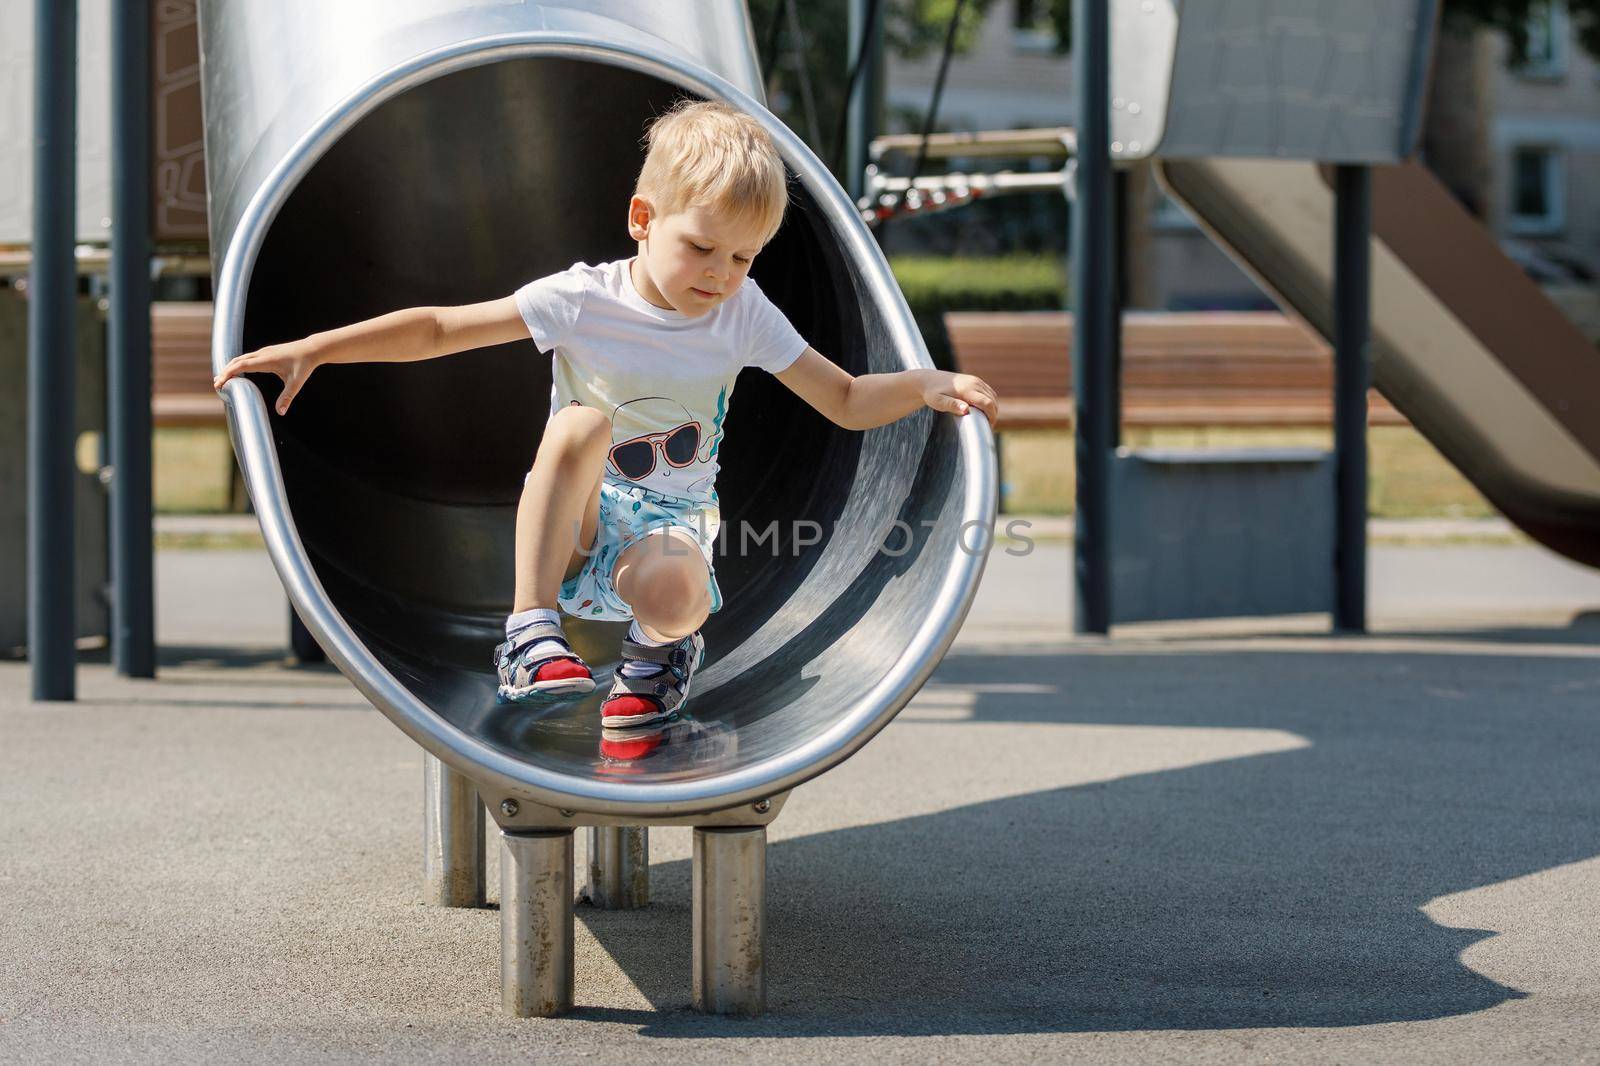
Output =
[{"x1": 212, "y1": 32, "x2": 997, "y2": 818}]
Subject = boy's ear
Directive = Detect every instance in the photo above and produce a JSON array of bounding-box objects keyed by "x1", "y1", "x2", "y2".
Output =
[{"x1": 627, "y1": 195, "x2": 653, "y2": 240}]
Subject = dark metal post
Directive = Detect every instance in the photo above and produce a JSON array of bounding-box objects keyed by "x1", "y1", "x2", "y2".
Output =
[
  {"x1": 29, "y1": 0, "x2": 78, "y2": 700},
  {"x1": 111, "y1": 0, "x2": 156, "y2": 678},
  {"x1": 1333, "y1": 165, "x2": 1370, "y2": 633},
  {"x1": 1072, "y1": 0, "x2": 1113, "y2": 635},
  {"x1": 1109, "y1": 168, "x2": 1129, "y2": 449},
  {"x1": 845, "y1": 0, "x2": 884, "y2": 203},
  {"x1": 290, "y1": 606, "x2": 327, "y2": 663}
]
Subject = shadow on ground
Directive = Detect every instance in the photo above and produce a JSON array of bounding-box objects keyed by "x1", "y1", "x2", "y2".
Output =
[
  {"x1": 1378, "y1": 610, "x2": 1600, "y2": 647},
  {"x1": 574, "y1": 628, "x2": 1600, "y2": 1037},
  {"x1": 58, "y1": 643, "x2": 335, "y2": 672},
  {"x1": 1127, "y1": 610, "x2": 1600, "y2": 649},
  {"x1": 151, "y1": 644, "x2": 343, "y2": 673}
]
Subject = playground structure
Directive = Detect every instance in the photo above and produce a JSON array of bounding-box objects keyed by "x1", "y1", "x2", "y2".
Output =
[
  {"x1": 12, "y1": 0, "x2": 1599, "y2": 1023},
  {"x1": 1156, "y1": 158, "x2": 1600, "y2": 568},
  {"x1": 866, "y1": 1, "x2": 1600, "y2": 624},
  {"x1": 928, "y1": 155, "x2": 1600, "y2": 616},
  {"x1": 198, "y1": 0, "x2": 994, "y2": 1017}
]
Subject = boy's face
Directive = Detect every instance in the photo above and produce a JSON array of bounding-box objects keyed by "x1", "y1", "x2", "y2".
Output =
[{"x1": 628, "y1": 198, "x2": 767, "y2": 318}]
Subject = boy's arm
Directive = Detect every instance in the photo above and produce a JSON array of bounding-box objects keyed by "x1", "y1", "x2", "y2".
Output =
[
  {"x1": 214, "y1": 296, "x2": 527, "y2": 414},
  {"x1": 774, "y1": 347, "x2": 998, "y2": 431}
]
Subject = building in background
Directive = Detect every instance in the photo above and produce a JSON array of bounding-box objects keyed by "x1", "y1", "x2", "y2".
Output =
[
  {"x1": 1, "y1": 0, "x2": 207, "y2": 255},
  {"x1": 1489, "y1": 1, "x2": 1600, "y2": 336},
  {"x1": 883, "y1": 0, "x2": 1600, "y2": 329}
]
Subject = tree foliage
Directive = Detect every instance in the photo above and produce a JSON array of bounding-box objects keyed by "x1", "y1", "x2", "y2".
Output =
[{"x1": 746, "y1": 0, "x2": 1001, "y2": 167}]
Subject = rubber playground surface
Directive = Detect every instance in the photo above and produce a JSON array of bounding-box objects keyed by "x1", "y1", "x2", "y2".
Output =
[{"x1": 4, "y1": 532, "x2": 1600, "y2": 1064}]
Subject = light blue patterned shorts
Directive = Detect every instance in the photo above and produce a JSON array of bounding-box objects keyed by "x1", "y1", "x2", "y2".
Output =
[{"x1": 557, "y1": 478, "x2": 723, "y2": 623}]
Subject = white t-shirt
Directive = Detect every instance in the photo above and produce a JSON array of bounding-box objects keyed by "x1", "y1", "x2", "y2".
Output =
[{"x1": 514, "y1": 258, "x2": 808, "y2": 504}]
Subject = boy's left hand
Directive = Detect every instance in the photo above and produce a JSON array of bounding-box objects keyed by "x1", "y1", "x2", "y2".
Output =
[{"x1": 922, "y1": 370, "x2": 999, "y2": 428}]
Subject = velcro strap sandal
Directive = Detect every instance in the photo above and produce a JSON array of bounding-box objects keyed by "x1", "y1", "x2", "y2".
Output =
[
  {"x1": 601, "y1": 630, "x2": 705, "y2": 728},
  {"x1": 495, "y1": 621, "x2": 595, "y2": 701}
]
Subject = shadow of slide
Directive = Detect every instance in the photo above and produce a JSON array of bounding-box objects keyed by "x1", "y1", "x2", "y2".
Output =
[{"x1": 576, "y1": 639, "x2": 1600, "y2": 1036}]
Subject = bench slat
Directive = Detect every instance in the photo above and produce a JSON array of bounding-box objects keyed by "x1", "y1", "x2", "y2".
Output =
[
  {"x1": 945, "y1": 310, "x2": 1402, "y2": 430},
  {"x1": 152, "y1": 302, "x2": 223, "y2": 428}
]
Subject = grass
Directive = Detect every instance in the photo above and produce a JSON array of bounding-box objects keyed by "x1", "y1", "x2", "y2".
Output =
[
  {"x1": 999, "y1": 425, "x2": 1497, "y2": 519},
  {"x1": 889, "y1": 254, "x2": 1067, "y2": 310},
  {"x1": 153, "y1": 530, "x2": 266, "y2": 551},
  {"x1": 154, "y1": 427, "x2": 237, "y2": 514}
]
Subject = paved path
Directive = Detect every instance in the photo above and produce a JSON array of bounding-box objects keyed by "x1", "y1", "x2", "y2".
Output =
[{"x1": 3, "y1": 538, "x2": 1600, "y2": 1063}]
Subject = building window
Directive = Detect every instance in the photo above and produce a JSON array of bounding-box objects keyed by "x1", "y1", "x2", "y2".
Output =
[
  {"x1": 1012, "y1": 0, "x2": 1058, "y2": 52},
  {"x1": 1509, "y1": 145, "x2": 1565, "y2": 234},
  {"x1": 1512, "y1": 0, "x2": 1569, "y2": 78}
]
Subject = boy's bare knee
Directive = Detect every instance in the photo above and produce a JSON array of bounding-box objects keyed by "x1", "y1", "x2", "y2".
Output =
[
  {"x1": 634, "y1": 589, "x2": 709, "y2": 636},
  {"x1": 539, "y1": 405, "x2": 610, "y2": 462},
  {"x1": 624, "y1": 546, "x2": 710, "y2": 630},
  {"x1": 633, "y1": 565, "x2": 697, "y2": 607}
]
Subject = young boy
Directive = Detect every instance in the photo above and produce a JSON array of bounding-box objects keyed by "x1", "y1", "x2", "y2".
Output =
[{"x1": 214, "y1": 99, "x2": 997, "y2": 728}]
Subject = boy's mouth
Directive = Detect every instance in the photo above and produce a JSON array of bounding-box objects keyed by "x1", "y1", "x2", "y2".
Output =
[{"x1": 689, "y1": 287, "x2": 720, "y2": 299}]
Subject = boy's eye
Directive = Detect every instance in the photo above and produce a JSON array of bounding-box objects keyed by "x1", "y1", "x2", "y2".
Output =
[{"x1": 687, "y1": 240, "x2": 751, "y2": 264}]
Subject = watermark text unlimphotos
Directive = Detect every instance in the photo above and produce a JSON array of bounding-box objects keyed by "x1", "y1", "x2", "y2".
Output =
[{"x1": 563, "y1": 517, "x2": 1037, "y2": 559}]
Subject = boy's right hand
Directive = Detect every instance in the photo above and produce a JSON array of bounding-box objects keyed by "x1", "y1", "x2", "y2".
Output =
[{"x1": 213, "y1": 341, "x2": 321, "y2": 416}]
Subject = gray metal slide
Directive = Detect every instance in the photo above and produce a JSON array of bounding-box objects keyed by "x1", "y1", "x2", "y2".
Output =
[
  {"x1": 201, "y1": 0, "x2": 994, "y2": 823},
  {"x1": 1157, "y1": 157, "x2": 1600, "y2": 568}
]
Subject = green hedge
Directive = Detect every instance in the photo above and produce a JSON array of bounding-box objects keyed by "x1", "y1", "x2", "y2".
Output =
[{"x1": 889, "y1": 255, "x2": 1067, "y2": 371}]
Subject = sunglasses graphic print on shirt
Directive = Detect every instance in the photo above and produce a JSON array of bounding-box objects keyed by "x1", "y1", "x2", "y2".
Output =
[{"x1": 602, "y1": 390, "x2": 728, "y2": 497}]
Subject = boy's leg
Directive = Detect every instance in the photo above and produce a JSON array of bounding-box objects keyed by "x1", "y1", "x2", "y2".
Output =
[
  {"x1": 513, "y1": 406, "x2": 610, "y2": 614},
  {"x1": 613, "y1": 530, "x2": 712, "y2": 640},
  {"x1": 602, "y1": 531, "x2": 711, "y2": 726}
]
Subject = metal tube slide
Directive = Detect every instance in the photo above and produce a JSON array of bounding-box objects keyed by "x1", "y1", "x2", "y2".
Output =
[{"x1": 199, "y1": 0, "x2": 996, "y2": 819}]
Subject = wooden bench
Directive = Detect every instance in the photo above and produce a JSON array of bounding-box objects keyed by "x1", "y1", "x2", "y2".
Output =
[
  {"x1": 943, "y1": 310, "x2": 1405, "y2": 430},
  {"x1": 152, "y1": 301, "x2": 224, "y2": 428},
  {"x1": 152, "y1": 301, "x2": 251, "y2": 509}
]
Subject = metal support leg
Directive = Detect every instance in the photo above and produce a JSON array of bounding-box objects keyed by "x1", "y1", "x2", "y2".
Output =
[
  {"x1": 844, "y1": 0, "x2": 885, "y2": 202},
  {"x1": 110, "y1": 0, "x2": 155, "y2": 680},
  {"x1": 692, "y1": 826, "x2": 767, "y2": 1015},
  {"x1": 28, "y1": 0, "x2": 78, "y2": 701},
  {"x1": 1333, "y1": 164, "x2": 1371, "y2": 633},
  {"x1": 423, "y1": 754, "x2": 484, "y2": 907},
  {"x1": 500, "y1": 829, "x2": 575, "y2": 1017},
  {"x1": 289, "y1": 604, "x2": 326, "y2": 663},
  {"x1": 1071, "y1": 0, "x2": 1115, "y2": 634},
  {"x1": 585, "y1": 826, "x2": 649, "y2": 909}
]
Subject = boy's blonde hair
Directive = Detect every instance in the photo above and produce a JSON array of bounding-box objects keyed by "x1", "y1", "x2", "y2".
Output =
[{"x1": 635, "y1": 99, "x2": 789, "y2": 246}]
